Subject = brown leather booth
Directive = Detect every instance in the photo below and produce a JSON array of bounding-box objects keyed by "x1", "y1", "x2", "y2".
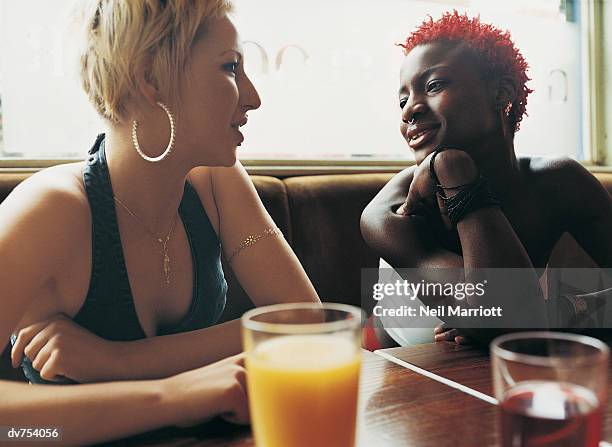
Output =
[
  {"x1": 219, "y1": 173, "x2": 393, "y2": 323},
  {"x1": 1, "y1": 170, "x2": 611, "y2": 381}
]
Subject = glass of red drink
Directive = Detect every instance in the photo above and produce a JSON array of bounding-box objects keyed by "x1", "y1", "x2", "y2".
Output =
[{"x1": 491, "y1": 332, "x2": 609, "y2": 447}]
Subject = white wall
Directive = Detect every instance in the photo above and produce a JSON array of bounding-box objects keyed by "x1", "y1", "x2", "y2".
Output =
[
  {"x1": 1, "y1": 0, "x2": 102, "y2": 157},
  {"x1": 0, "y1": 0, "x2": 584, "y2": 161},
  {"x1": 233, "y1": 0, "x2": 583, "y2": 160}
]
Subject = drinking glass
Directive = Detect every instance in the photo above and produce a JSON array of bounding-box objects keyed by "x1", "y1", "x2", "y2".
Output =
[
  {"x1": 491, "y1": 331, "x2": 609, "y2": 447},
  {"x1": 242, "y1": 302, "x2": 363, "y2": 447}
]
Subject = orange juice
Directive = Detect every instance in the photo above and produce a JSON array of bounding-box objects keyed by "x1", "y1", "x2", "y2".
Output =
[{"x1": 246, "y1": 335, "x2": 361, "y2": 447}]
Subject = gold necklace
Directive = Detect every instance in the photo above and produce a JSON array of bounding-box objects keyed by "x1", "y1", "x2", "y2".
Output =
[{"x1": 113, "y1": 197, "x2": 179, "y2": 285}]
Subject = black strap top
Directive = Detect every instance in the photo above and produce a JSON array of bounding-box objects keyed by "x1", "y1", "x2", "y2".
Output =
[{"x1": 15, "y1": 134, "x2": 227, "y2": 384}]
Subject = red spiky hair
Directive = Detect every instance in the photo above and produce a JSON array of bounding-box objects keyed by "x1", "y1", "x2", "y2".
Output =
[{"x1": 399, "y1": 10, "x2": 533, "y2": 132}]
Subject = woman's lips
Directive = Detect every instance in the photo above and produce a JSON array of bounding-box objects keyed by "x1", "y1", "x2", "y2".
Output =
[
  {"x1": 408, "y1": 126, "x2": 440, "y2": 149},
  {"x1": 231, "y1": 126, "x2": 244, "y2": 146}
]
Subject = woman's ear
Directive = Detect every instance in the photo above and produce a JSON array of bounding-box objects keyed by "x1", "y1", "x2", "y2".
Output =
[
  {"x1": 135, "y1": 54, "x2": 160, "y2": 109},
  {"x1": 493, "y1": 75, "x2": 517, "y2": 111}
]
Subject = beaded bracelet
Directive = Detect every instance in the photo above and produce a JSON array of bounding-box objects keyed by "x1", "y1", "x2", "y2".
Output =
[
  {"x1": 429, "y1": 148, "x2": 501, "y2": 226},
  {"x1": 227, "y1": 227, "x2": 283, "y2": 264},
  {"x1": 441, "y1": 176, "x2": 501, "y2": 226}
]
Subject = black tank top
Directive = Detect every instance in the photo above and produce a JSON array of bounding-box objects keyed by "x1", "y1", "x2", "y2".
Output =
[{"x1": 13, "y1": 134, "x2": 228, "y2": 384}]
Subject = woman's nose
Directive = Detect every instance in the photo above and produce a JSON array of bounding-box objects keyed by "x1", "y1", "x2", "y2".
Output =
[
  {"x1": 241, "y1": 75, "x2": 261, "y2": 112},
  {"x1": 402, "y1": 100, "x2": 428, "y2": 124}
]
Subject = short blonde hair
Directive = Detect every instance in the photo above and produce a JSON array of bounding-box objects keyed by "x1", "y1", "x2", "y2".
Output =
[{"x1": 78, "y1": 0, "x2": 233, "y2": 123}]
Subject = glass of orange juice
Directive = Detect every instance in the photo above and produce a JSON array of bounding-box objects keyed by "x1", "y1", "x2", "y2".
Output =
[{"x1": 242, "y1": 302, "x2": 363, "y2": 447}]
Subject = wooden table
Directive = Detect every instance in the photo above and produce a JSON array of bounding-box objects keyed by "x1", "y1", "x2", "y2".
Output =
[
  {"x1": 377, "y1": 342, "x2": 612, "y2": 446},
  {"x1": 109, "y1": 348, "x2": 499, "y2": 447}
]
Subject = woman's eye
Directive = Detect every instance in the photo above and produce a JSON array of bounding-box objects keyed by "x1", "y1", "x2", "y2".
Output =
[
  {"x1": 427, "y1": 80, "x2": 445, "y2": 93},
  {"x1": 223, "y1": 62, "x2": 239, "y2": 74},
  {"x1": 399, "y1": 98, "x2": 408, "y2": 109}
]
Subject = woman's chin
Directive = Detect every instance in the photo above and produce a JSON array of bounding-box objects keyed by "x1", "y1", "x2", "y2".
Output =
[{"x1": 196, "y1": 148, "x2": 237, "y2": 168}]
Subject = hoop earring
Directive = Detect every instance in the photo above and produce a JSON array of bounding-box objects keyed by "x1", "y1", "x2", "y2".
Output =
[{"x1": 132, "y1": 101, "x2": 176, "y2": 163}]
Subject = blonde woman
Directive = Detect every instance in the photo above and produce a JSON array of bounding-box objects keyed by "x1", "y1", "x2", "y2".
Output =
[{"x1": 0, "y1": 0, "x2": 319, "y2": 444}]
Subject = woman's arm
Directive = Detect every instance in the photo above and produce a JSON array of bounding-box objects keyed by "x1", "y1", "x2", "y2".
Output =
[
  {"x1": 14, "y1": 163, "x2": 321, "y2": 382},
  {"x1": 362, "y1": 150, "x2": 546, "y2": 327},
  {"x1": 209, "y1": 162, "x2": 320, "y2": 306},
  {"x1": 362, "y1": 151, "x2": 539, "y2": 270},
  {"x1": 11, "y1": 315, "x2": 245, "y2": 382},
  {"x1": 1, "y1": 377, "x2": 170, "y2": 446},
  {"x1": 108, "y1": 319, "x2": 242, "y2": 380},
  {"x1": 0, "y1": 181, "x2": 249, "y2": 445},
  {"x1": 12, "y1": 163, "x2": 320, "y2": 382},
  {"x1": 1, "y1": 354, "x2": 249, "y2": 446}
]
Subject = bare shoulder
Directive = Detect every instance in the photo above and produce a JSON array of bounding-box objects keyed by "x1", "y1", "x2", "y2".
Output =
[
  {"x1": 185, "y1": 164, "x2": 212, "y2": 193},
  {"x1": 188, "y1": 162, "x2": 255, "y2": 209},
  {"x1": 195, "y1": 161, "x2": 265, "y2": 201},
  {"x1": 2, "y1": 162, "x2": 88, "y2": 212},
  {"x1": 521, "y1": 155, "x2": 609, "y2": 215},
  {"x1": 522, "y1": 155, "x2": 603, "y2": 192},
  {"x1": 188, "y1": 162, "x2": 276, "y2": 250},
  {"x1": 523, "y1": 155, "x2": 592, "y2": 180},
  {"x1": 0, "y1": 162, "x2": 90, "y2": 254}
]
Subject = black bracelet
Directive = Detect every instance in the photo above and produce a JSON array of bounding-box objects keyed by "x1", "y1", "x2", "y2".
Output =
[
  {"x1": 428, "y1": 147, "x2": 500, "y2": 225},
  {"x1": 440, "y1": 176, "x2": 501, "y2": 226}
]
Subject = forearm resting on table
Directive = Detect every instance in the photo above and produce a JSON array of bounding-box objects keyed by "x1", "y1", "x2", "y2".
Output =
[
  {"x1": 372, "y1": 208, "x2": 546, "y2": 327},
  {"x1": 0, "y1": 379, "x2": 172, "y2": 446},
  {"x1": 454, "y1": 208, "x2": 547, "y2": 325},
  {"x1": 457, "y1": 208, "x2": 533, "y2": 269},
  {"x1": 115, "y1": 319, "x2": 242, "y2": 380}
]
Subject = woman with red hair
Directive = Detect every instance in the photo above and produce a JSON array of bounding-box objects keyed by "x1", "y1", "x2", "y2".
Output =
[{"x1": 361, "y1": 11, "x2": 612, "y2": 346}]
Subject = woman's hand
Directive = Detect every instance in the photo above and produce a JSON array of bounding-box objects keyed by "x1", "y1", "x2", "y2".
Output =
[
  {"x1": 396, "y1": 152, "x2": 438, "y2": 216},
  {"x1": 162, "y1": 353, "x2": 250, "y2": 427},
  {"x1": 430, "y1": 149, "x2": 479, "y2": 188},
  {"x1": 11, "y1": 315, "x2": 122, "y2": 383},
  {"x1": 434, "y1": 323, "x2": 471, "y2": 345},
  {"x1": 397, "y1": 149, "x2": 479, "y2": 226}
]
